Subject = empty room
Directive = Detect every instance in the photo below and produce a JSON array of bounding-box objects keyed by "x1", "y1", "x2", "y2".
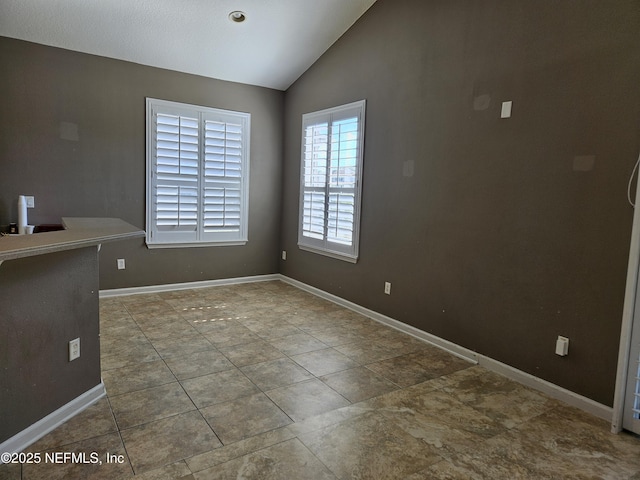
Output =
[{"x1": 1, "y1": 0, "x2": 640, "y2": 478}]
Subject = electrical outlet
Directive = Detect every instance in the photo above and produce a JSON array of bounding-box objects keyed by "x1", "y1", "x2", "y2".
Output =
[
  {"x1": 25, "y1": 196, "x2": 35, "y2": 208},
  {"x1": 117, "y1": 258, "x2": 126, "y2": 270},
  {"x1": 282, "y1": 250, "x2": 287, "y2": 260},
  {"x1": 69, "y1": 338, "x2": 80, "y2": 361},
  {"x1": 384, "y1": 282, "x2": 391, "y2": 295}
]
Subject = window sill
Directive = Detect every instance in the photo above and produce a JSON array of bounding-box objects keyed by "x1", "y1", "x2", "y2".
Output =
[
  {"x1": 146, "y1": 240, "x2": 247, "y2": 249},
  {"x1": 298, "y1": 244, "x2": 358, "y2": 263}
]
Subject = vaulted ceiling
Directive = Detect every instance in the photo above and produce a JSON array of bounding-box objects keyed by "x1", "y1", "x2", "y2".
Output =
[{"x1": 0, "y1": 0, "x2": 377, "y2": 90}]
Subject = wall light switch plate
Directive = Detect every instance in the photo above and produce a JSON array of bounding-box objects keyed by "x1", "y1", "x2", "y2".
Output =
[
  {"x1": 117, "y1": 258, "x2": 126, "y2": 270},
  {"x1": 25, "y1": 196, "x2": 35, "y2": 208},
  {"x1": 555, "y1": 336, "x2": 569, "y2": 356},
  {"x1": 384, "y1": 282, "x2": 391, "y2": 295},
  {"x1": 501, "y1": 101, "x2": 513, "y2": 118}
]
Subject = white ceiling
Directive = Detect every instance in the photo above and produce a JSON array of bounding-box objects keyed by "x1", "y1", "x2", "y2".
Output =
[{"x1": 0, "y1": 0, "x2": 377, "y2": 91}]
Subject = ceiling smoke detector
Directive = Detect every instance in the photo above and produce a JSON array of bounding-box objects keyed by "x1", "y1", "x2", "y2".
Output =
[{"x1": 229, "y1": 11, "x2": 246, "y2": 23}]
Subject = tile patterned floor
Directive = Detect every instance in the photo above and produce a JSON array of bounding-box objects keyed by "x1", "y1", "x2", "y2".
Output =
[{"x1": 2, "y1": 280, "x2": 640, "y2": 479}]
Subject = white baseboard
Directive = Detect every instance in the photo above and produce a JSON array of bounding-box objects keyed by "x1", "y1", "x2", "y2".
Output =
[
  {"x1": 99, "y1": 274, "x2": 281, "y2": 298},
  {"x1": 99, "y1": 273, "x2": 612, "y2": 422},
  {"x1": 278, "y1": 275, "x2": 613, "y2": 422},
  {"x1": 10, "y1": 274, "x2": 609, "y2": 461},
  {"x1": 279, "y1": 276, "x2": 479, "y2": 364},
  {"x1": 0, "y1": 383, "x2": 106, "y2": 460},
  {"x1": 476, "y1": 355, "x2": 613, "y2": 420}
]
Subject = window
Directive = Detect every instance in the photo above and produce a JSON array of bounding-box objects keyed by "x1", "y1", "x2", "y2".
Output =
[
  {"x1": 298, "y1": 100, "x2": 366, "y2": 263},
  {"x1": 146, "y1": 98, "x2": 250, "y2": 248}
]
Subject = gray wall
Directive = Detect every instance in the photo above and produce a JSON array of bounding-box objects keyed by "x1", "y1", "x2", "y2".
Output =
[
  {"x1": 0, "y1": 247, "x2": 100, "y2": 442},
  {"x1": 280, "y1": 0, "x2": 640, "y2": 405},
  {"x1": 2, "y1": 0, "x2": 640, "y2": 408},
  {"x1": 0, "y1": 37, "x2": 284, "y2": 289}
]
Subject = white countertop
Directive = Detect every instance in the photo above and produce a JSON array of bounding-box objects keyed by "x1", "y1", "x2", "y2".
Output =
[{"x1": 0, "y1": 217, "x2": 145, "y2": 262}]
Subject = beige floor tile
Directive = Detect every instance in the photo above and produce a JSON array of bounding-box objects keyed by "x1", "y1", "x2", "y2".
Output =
[
  {"x1": 372, "y1": 332, "x2": 430, "y2": 355},
  {"x1": 123, "y1": 298, "x2": 170, "y2": 315},
  {"x1": 164, "y1": 349, "x2": 234, "y2": 380},
  {"x1": 186, "y1": 427, "x2": 294, "y2": 473},
  {"x1": 139, "y1": 321, "x2": 199, "y2": 342},
  {"x1": 240, "y1": 357, "x2": 313, "y2": 390},
  {"x1": 200, "y1": 393, "x2": 292, "y2": 445},
  {"x1": 290, "y1": 347, "x2": 358, "y2": 376},
  {"x1": 0, "y1": 461, "x2": 21, "y2": 480},
  {"x1": 189, "y1": 318, "x2": 243, "y2": 332},
  {"x1": 421, "y1": 427, "x2": 608, "y2": 479},
  {"x1": 302, "y1": 325, "x2": 365, "y2": 347},
  {"x1": 347, "y1": 318, "x2": 390, "y2": 335},
  {"x1": 99, "y1": 297, "x2": 129, "y2": 313},
  {"x1": 411, "y1": 459, "x2": 497, "y2": 480},
  {"x1": 150, "y1": 334, "x2": 215, "y2": 359},
  {"x1": 26, "y1": 398, "x2": 117, "y2": 452},
  {"x1": 121, "y1": 411, "x2": 221, "y2": 474},
  {"x1": 365, "y1": 378, "x2": 442, "y2": 409},
  {"x1": 22, "y1": 432, "x2": 132, "y2": 480},
  {"x1": 237, "y1": 315, "x2": 288, "y2": 330},
  {"x1": 334, "y1": 341, "x2": 398, "y2": 364},
  {"x1": 132, "y1": 311, "x2": 188, "y2": 329},
  {"x1": 180, "y1": 368, "x2": 259, "y2": 408},
  {"x1": 11, "y1": 283, "x2": 639, "y2": 480},
  {"x1": 131, "y1": 461, "x2": 193, "y2": 479},
  {"x1": 217, "y1": 340, "x2": 284, "y2": 367},
  {"x1": 178, "y1": 306, "x2": 222, "y2": 322},
  {"x1": 157, "y1": 288, "x2": 200, "y2": 300},
  {"x1": 100, "y1": 334, "x2": 157, "y2": 366},
  {"x1": 102, "y1": 360, "x2": 176, "y2": 396},
  {"x1": 252, "y1": 323, "x2": 304, "y2": 340},
  {"x1": 267, "y1": 332, "x2": 329, "y2": 356},
  {"x1": 381, "y1": 388, "x2": 506, "y2": 440},
  {"x1": 192, "y1": 438, "x2": 336, "y2": 480},
  {"x1": 511, "y1": 404, "x2": 640, "y2": 478},
  {"x1": 286, "y1": 403, "x2": 376, "y2": 437},
  {"x1": 109, "y1": 382, "x2": 196, "y2": 429},
  {"x1": 301, "y1": 298, "x2": 342, "y2": 313},
  {"x1": 403, "y1": 346, "x2": 473, "y2": 378},
  {"x1": 101, "y1": 343, "x2": 161, "y2": 371},
  {"x1": 129, "y1": 308, "x2": 178, "y2": 325},
  {"x1": 366, "y1": 353, "x2": 444, "y2": 387},
  {"x1": 299, "y1": 411, "x2": 441, "y2": 479},
  {"x1": 320, "y1": 366, "x2": 398, "y2": 402},
  {"x1": 266, "y1": 379, "x2": 350, "y2": 422},
  {"x1": 118, "y1": 293, "x2": 164, "y2": 305},
  {"x1": 284, "y1": 311, "x2": 335, "y2": 328},
  {"x1": 201, "y1": 325, "x2": 261, "y2": 348},
  {"x1": 438, "y1": 366, "x2": 560, "y2": 428},
  {"x1": 265, "y1": 304, "x2": 301, "y2": 317},
  {"x1": 377, "y1": 401, "x2": 494, "y2": 462},
  {"x1": 99, "y1": 314, "x2": 138, "y2": 332}
]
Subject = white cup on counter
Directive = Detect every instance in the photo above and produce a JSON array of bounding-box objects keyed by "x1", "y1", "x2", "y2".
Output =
[{"x1": 25, "y1": 225, "x2": 35, "y2": 234}]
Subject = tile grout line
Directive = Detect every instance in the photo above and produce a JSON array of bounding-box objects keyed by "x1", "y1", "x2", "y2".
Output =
[{"x1": 98, "y1": 283, "x2": 573, "y2": 478}]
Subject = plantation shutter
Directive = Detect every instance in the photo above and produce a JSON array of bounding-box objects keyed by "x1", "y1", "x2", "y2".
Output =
[
  {"x1": 146, "y1": 99, "x2": 250, "y2": 247},
  {"x1": 298, "y1": 100, "x2": 365, "y2": 262},
  {"x1": 203, "y1": 120, "x2": 243, "y2": 236},
  {"x1": 328, "y1": 116, "x2": 358, "y2": 246},
  {"x1": 632, "y1": 354, "x2": 640, "y2": 418},
  {"x1": 154, "y1": 113, "x2": 199, "y2": 240},
  {"x1": 301, "y1": 122, "x2": 329, "y2": 240}
]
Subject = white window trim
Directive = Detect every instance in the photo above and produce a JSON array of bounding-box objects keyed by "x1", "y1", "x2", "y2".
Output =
[
  {"x1": 297, "y1": 100, "x2": 366, "y2": 263},
  {"x1": 146, "y1": 98, "x2": 250, "y2": 248}
]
